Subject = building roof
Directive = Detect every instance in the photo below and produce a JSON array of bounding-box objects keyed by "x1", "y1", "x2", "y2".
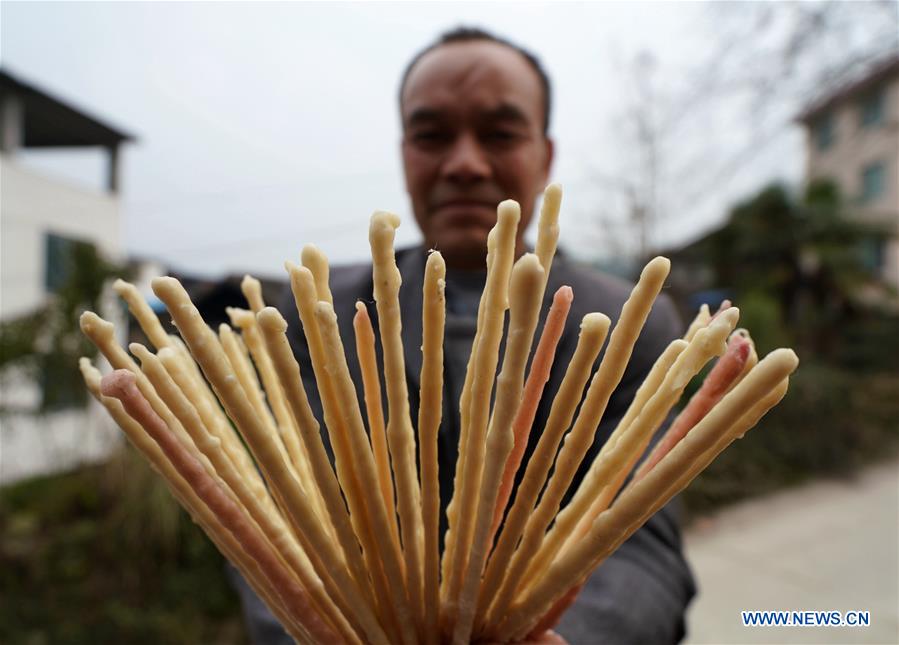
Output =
[
  {"x1": 797, "y1": 53, "x2": 899, "y2": 124},
  {"x1": 0, "y1": 68, "x2": 136, "y2": 147}
]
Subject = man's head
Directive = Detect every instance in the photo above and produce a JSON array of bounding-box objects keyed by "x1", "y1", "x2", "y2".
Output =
[{"x1": 399, "y1": 27, "x2": 554, "y2": 269}]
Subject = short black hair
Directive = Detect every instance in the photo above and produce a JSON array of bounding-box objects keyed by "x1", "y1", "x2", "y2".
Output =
[{"x1": 398, "y1": 26, "x2": 552, "y2": 134}]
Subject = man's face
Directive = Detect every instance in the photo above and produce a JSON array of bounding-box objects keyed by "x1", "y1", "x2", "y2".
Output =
[{"x1": 401, "y1": 40, "x2": 554, "y2": 269}]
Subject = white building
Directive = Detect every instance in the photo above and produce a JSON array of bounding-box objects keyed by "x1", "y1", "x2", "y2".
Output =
[
  {"x1": 798, "y1": 55, "x2": 899, "y2": 289},
  {"x1": 1, "y1": 69, "x2": 135, "y2": 484}
]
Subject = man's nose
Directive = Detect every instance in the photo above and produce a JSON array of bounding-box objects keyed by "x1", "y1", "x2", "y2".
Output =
[{"x1": 441, "y1": 133, "x2": 491, "y2": 183}]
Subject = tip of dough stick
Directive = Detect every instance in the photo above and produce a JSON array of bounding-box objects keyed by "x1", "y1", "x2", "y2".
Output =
[
  {"x1": 370, "y1": 210, "x2": 401, "y2": 231},
  {"x1": 554, "y1": 285, "x2": 574, "y2": 306},
  {"x1": 79, "y1": 311, "x2": 115, "y2": 340},
  {"x1": 497, "y1": 199, "x2": 521, "y2": 225},
  {"x1": 257, "y1": 307, "x2": 288, "y2": 332},
  {"x1": 580, "y1": 312, "x2": 611, "y2": 333},
  {"x1": 100, "y1": 368, "x2": 139, "y2": 400},
  {"x1": 128, "y1": 342, "x2": 153, "y2": 363},
  {"x1": 642, "y1": 256, "x2": 671, "y2": 282},
  {"x1": 112, "y1": 278, "x2": 134, "y2": 295}
]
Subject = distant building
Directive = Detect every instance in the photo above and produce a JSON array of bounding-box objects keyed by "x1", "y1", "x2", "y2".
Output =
[
  {"x1": 797, "y1": 54, "x2": 899, "y2": 288},
  {"x1": 0, "y1": 68, "x2": 135, "y2": 484}
]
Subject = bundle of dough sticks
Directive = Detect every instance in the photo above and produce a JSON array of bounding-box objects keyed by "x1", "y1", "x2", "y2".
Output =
[{"x1": 79, "y1": 184, "x2": 798, "y2": 644}]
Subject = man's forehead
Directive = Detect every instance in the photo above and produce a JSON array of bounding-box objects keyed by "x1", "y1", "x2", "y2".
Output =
[{"x1": 401, "y1": 41, "x2": 543, "y2": 123}]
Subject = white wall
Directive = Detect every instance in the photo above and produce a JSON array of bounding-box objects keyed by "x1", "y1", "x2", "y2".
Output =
[
  {"x1": 1, "y1": 153, "x2": 126, "y2": 484},
  {"x1": 1, "y1": 153, "x2": 122, "y2": 320}
]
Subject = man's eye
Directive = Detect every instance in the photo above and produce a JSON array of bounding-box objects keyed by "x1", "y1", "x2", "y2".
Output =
[
  {"x1": 411, "y1": 130, "x2": 450, "y2": 145},
  {"x1": 483, "y1": 130, "x2": 520, "y2": 144}
]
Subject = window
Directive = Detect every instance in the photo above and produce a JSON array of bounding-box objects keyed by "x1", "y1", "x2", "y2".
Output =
[
  {"x1": 859, "y1": 89, "x2": 885, "y2": 128},
  {"x1": 814, "y1": 113, "x2": 835, "y2": 150},
  {"x1": 45, "y1": 232, "x2": 78, "y2": 293},
  {"x1": 860, "y1": 162, "x2": 886, "y2": 203}
]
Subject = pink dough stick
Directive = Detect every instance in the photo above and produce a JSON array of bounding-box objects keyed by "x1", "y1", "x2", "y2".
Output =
[
  {"x1": 100, "y1": 369, "x2": 340, "y2": 644},
  {"x1": 635, "y1": 332, "x2": 751, "y2": 482},
  {"x1": 491, "y1": 286, "x2": 573, "y2": 541}
]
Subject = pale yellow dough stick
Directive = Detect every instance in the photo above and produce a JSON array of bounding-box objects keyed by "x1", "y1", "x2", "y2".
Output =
[
  {"x1": 353, "y1": 302, "x2": 401, "y2": 548},
  {"x1": 302, "y1": 244, "x2": 334, "y2": 306},
  {"x1": 452, "y1": 254, "x2": 546, "y2": 645},
  {"x1": 129, "y1": 343, "x2": 360, "y2": 644},
  {"x1": 256, "y1": 306, "x2": 382, "y2": 632},
  {"x1": 158, "y1": 346, "x2": 266, "y2": 500},
  {"x1": 541, "y1": 339, "x2": 688, "y2": 568},
  {"x1": 525, "y1": 310, "x2": 739, "y2": 586},
  {"x1": 476, "y1": 312, "x2": 609, "y2": 632},
  {"x1": 151, "y1": 276, "x2": 389, "y2": 645},
  {"x1": 500, "y1": 349, "x2": 799, "y2": 641},
  {"x1": 79, "y1": 312, "x2": 215, "y2": 475},
  {"x1": 441, "y1": 201, "x2": 520, "y2": 634},
  {"x1": 240, "y1": 274, "x2": 267, "y2": 313},
  {"x1": 484, "y1": 256, "x2": 672, "y2": 626},
  {"x1": 78, "y1": 359, "x2": 312, "y2": 643},
  {"x1": 519, "y1": 309, "x2": 738, "y2": 593},
  {"x1": 684, "y1": 303, "x2": 711, "y2": 342},
  {"x1": 369, "y1": 211, "x2": 426, "y2": 637},
  {"x1": 315, "y1": 300, "x2": 423, "y2": 644},
  {"x1": 227, "y1": 307, "x2": 330, "y2": 530},
  {"x1": 113, "y1": 279, "x2": 226, "y2": 431},
  {"x1": 286, "y1": 263, "x2": 405, "y2": 644},
  {"x1": 113, "y1": 279, "x2": 172, "y2": 350},
  {"x1": 440, "y1": 230, "x2": 495, "y2": 600},
  {"x1": 418, "y1": 251, "x2": 446, "y2": 645}
]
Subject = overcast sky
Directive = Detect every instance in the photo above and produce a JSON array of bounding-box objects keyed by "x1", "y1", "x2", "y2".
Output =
[{"x1": 2, "y1": 2, "x2": 806, "y2": 279}]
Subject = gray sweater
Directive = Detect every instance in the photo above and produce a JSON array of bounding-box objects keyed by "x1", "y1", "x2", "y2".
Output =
[{"x1": 232, "y1": 246, "x2": 695, "y2": 644}]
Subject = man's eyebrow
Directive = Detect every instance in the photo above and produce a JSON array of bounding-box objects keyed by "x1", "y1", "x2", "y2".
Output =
[
  {"x1": 405, "y1": 108, "x2": 445, "y2": 127},
  {"x1": 484, "y1": 103, "x2": 529, "y2": 124}
]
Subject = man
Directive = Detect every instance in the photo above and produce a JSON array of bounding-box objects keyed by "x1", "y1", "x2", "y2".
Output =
[{"x1": 234, "y1": 27, "x2": 695, "y2": 644}]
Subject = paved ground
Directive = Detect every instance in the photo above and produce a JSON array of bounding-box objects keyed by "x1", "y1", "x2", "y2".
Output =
[{"x1": 684, "y1": 458, "x2": 899, "y2": 645}]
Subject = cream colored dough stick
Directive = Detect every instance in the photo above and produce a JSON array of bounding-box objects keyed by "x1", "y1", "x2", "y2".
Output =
[
  {"x1": 484, "y1": 256, "x2": 671, "y2": 626},
  {"x1": 534, "y1": 182, "x2": 563, "y2": 281},
  {"x1": 683, "y1": 303, "x2": 711, "y2": 342},
  {"x1": 453, "y1": 254, "x2": 546, "y2": 645},
  {"x1": 476, "y1": 312, "x2": 609, "y2": 632},
  {"x1": 79, "y1": 360, "x2": 312, "y2": 643},
  {"x1": 419, "y1": 251, "x2": 446, "y2": 645},
  {"x1": 353, "y1": 302, "x2": 400, "y2": 549},
  {"x1": 302, "y1": 244, "x2": 334, "y2": 306},
  {"x1": 102, "y1": 368, "x2": 340, "y2": 644},
  {"x1": 114, "y1": 279, "x2": 246, "y2": 469},
  {"x1": 499, "y1": 348, "x2": 799, "y2": 641},
  {"x1": 158, "y1": 347, "x2": 266, "y2": 498},
  {"x1": 541, "y1": 339, "x2": 688, "y2": 568},
  {"x1": 129, "y1": 343, "x2": 360, "y2": 644},
  {"x1": 369, "y1": 211, "x2": 426, "y2": 637},
  {"x1": 441, "y1": 201, "x2": 520, "y2": 633},
  {"x1": 151, "y1": 276, "x2": 390, "y2": 645},
  {"x1": 257, "y1": 306, "x2": 382, "y2": 632},
  {"x1": 114, "y1": 279, "x2": 225, "y2": 429},
  {"x1": 315, "y1": 300, "x2": 421, "y2": 644},
  {"x1": 241, "y1": 275, "x2": 267, "y2": 313},
  {"x1": 113, "y1": 279, "x2": 172, "y2": 350},
  {"x1": 440, "y1": 227, "x2": 497, "y2": 600},
  {"x1": 79, "y1": 312, "x2": 214, "y2": 473},
  {"x1": 286, "y1": 263, "x2": 405, "y2": 644},
  {"x1": 227, "y1": 307, "x2": 329, "y2": 528},
  {"x1": 529, "y1": 372, "x2": 787, "y2": 641},
  {"x1": 518, "y1": 307, "x2": 738, "y2": 591}
]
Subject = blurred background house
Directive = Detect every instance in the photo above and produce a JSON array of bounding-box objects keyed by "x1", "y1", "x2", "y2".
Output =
[
  {"x1": 798, "y1": 54, "x2": 899, "y2": 290},
  {"x1": 0, "y1": 69, "x2": 134, "y2": 483}
]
